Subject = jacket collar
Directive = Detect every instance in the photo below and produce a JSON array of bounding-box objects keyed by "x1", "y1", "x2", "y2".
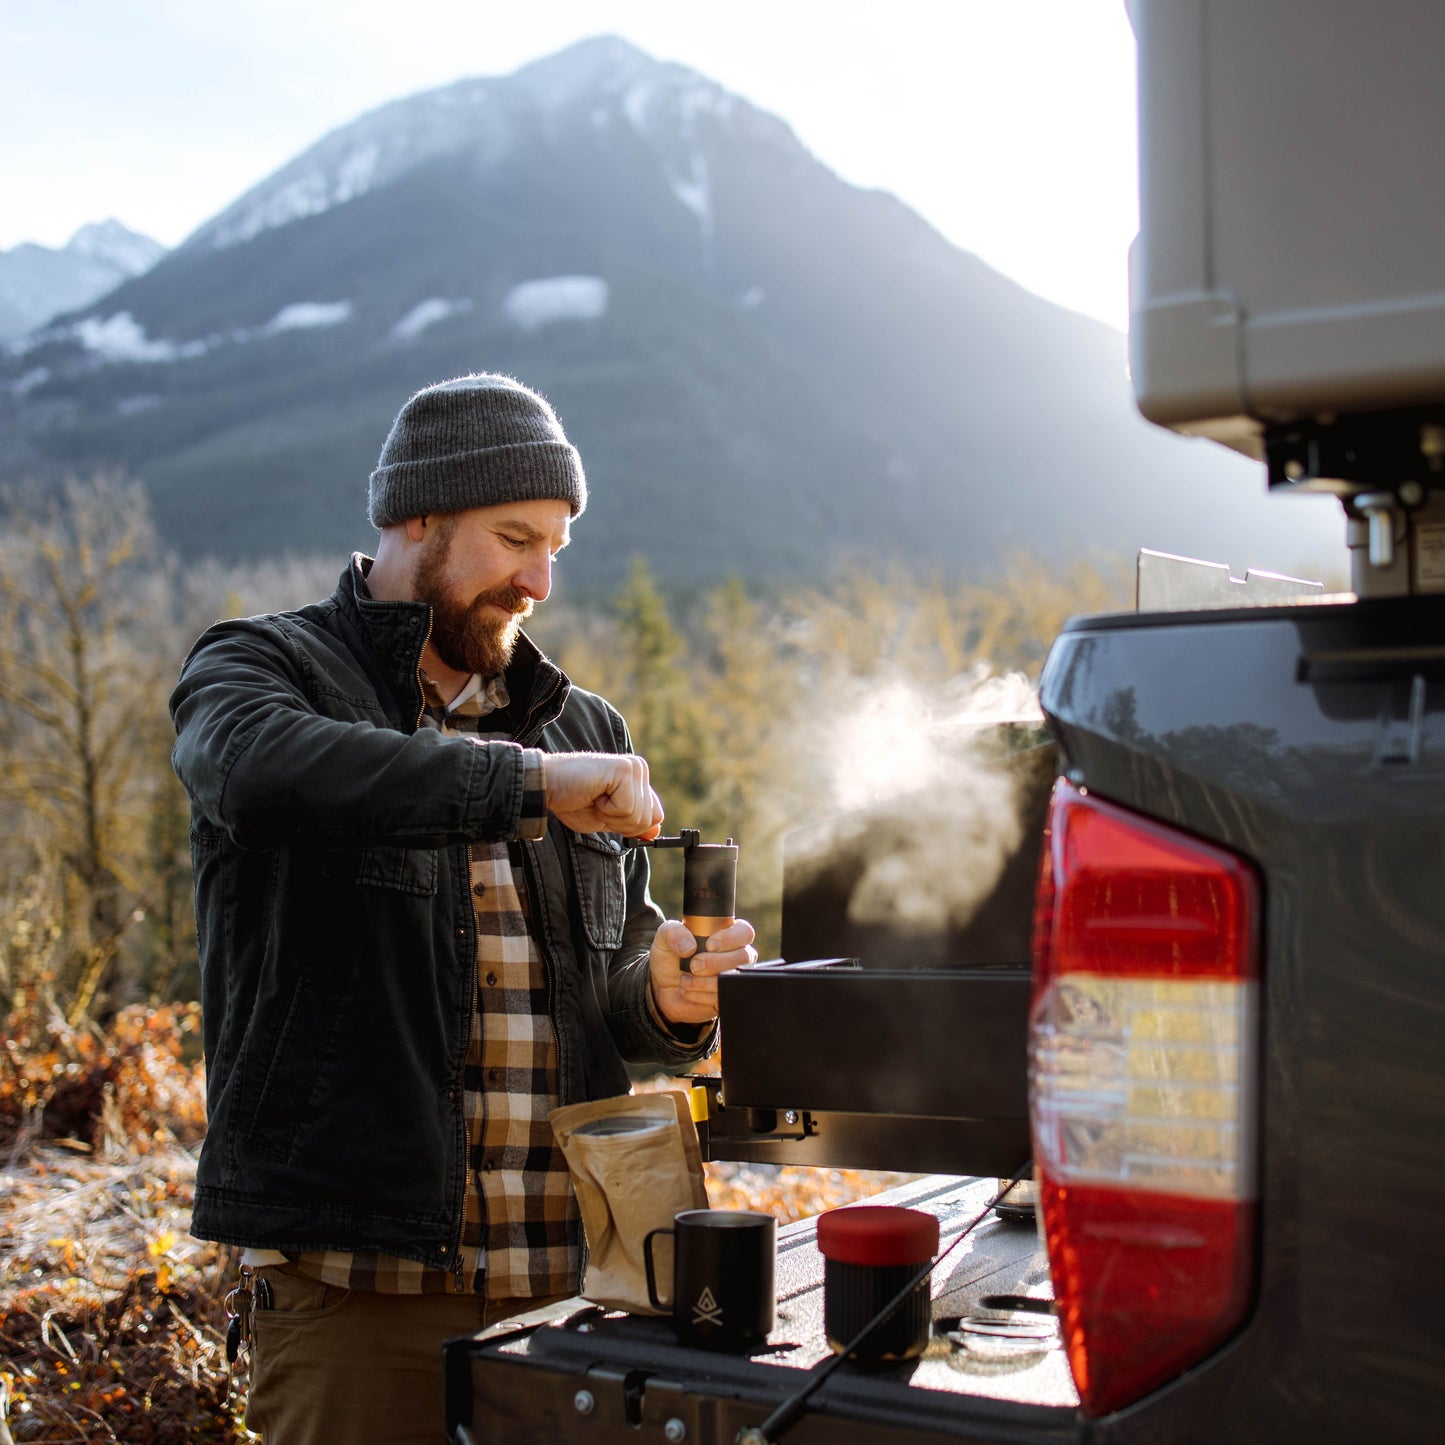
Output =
[{"x1": 335, "y1": 553, "x2": 570, "y2": 740}]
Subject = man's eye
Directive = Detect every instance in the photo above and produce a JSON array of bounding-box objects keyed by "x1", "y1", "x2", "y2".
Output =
[{"x1": 502, "y1": 535, "x2": 526, "y2": 549}]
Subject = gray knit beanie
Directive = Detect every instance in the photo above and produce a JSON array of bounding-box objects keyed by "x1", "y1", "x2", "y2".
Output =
[{"x1": 367, "y1": 373, "x2": 586, "y2": 528}]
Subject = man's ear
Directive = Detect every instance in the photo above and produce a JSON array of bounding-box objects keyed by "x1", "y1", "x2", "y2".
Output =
[{"x1": 404, "y1": 516, "x2": 428, "y2": 543}]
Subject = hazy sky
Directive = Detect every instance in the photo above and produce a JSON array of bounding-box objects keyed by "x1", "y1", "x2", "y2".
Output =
[{"x1": 1, "y1": 1, "x2": 1138, "y2": 328}]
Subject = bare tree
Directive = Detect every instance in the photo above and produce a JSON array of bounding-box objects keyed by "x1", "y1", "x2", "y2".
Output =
[{"x1": 0, "y1": 476, "x2": 183, "y2": 1021}]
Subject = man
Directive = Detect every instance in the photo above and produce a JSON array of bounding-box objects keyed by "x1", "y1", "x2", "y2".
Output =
[{"x1": 170, "y1": 373, "x2": 756, "y2": 1444}]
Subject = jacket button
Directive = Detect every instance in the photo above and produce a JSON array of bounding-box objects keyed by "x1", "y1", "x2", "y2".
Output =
[
  {"x1": 456, "y1": 925, "x2": 466, "y2": 938},
  {"x1": 445, "y1": 1087, "x2": 458, "y2": 1103}
]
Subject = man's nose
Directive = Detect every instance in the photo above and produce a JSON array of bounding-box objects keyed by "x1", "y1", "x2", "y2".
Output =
[{"x1": 514, "y1": 552, "x2": 552, "y2": 602}]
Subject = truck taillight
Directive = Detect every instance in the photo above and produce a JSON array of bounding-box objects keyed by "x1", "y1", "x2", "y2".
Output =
[{"x1": 1029, "y1": 780, "x2": 1259, "y2": 1417}]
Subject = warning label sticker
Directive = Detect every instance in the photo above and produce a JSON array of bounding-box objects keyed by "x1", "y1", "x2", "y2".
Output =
[{"x1": 1416, "y1": 523, "x2": 1445, "y2": 591}]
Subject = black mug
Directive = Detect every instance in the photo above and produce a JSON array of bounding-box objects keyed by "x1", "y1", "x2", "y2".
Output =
[{"x1": 644, "y1": 1209, "x2": 775, "y2": 1351}]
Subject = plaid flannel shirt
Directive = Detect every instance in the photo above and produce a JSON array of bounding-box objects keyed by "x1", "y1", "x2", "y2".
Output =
[{"x1": 252, "y1": 671, "x2": 579, "y2": 1297}]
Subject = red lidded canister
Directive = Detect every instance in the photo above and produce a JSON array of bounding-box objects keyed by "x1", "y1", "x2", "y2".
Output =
[{"x1": 817, "y1": 1206, "x2": 939, "y2": 1365}]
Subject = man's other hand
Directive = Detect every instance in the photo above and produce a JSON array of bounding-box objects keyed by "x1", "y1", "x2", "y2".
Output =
[
  {"x1": 542, "y1": 752, "x2": 663, "y2": 838},
  {"x1": 649, "y1": 919, "x2": 758, "y2": 1026}
]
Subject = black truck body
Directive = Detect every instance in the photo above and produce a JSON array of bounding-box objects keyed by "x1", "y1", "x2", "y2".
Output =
[{"x1": 1036, "y1": 596, "x2": 1445, "y2": 1441}]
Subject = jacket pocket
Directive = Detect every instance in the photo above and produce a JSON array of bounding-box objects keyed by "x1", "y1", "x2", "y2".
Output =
[
  {"x1": 189, "y1": 826, "x2": 224, "y2": 969},
  {"x1": 568, "y1": 832, "x2": 625, "y2": 951},
  {"x1": 322, "y1": 846, "x2": 438, "y2": 896},
  {"x1": 245, "y1": 968, "x2": 344, "y2": 1164}
]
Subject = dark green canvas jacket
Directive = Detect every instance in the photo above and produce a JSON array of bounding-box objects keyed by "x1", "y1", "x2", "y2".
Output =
[{"x1": 170, "y1": 557, "x2": 713, "y2": 1268}]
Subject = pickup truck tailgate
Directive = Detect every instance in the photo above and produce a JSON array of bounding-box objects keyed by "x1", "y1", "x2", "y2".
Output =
[{"x1": 445, "y1": 1176, "x2": 1080, "y2": 1444}]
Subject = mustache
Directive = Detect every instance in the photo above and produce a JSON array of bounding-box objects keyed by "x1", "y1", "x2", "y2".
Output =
[{"x1": 470, "y1": 585, "x2": 533, "y2": 619}]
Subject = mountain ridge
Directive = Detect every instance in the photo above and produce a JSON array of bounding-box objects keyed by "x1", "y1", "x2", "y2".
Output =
[
  {"x1": 0, "y1": 221, "x2": 165, "y2": 343},
  {"x1": 0, "y1": 38, "x2": 1343, "y2": 590}
]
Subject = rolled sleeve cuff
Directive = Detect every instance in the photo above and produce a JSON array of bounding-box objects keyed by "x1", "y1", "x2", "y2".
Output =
[
  {"x1": 645, "y1": 977, "x2": 716, "y2": 1051},
  {"x1": 515, "y1": 748, "x2": 549, "y2": 841}
]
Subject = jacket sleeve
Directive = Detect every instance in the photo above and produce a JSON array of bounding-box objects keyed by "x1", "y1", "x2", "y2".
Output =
[{"x1": 170, "y1": 619, "x2": 528, "y2": 852}]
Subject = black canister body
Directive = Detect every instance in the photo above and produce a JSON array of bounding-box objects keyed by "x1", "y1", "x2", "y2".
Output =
[
  {"x1": 823, "y1": 1259, "x2": 932, "y2": 1364},
  {"x1": 816, "y1": 1205, "x2": 939, "y2": 1366}
]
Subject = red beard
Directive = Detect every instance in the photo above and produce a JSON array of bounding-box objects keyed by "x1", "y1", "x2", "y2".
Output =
[{"x1": 413, "y1": 528, "x2": 533, "y2": 678}]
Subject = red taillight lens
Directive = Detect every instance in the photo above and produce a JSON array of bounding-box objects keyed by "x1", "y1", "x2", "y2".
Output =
[{"x1": 1030, "y1": 780, "x2": 1259, "y2": 1417}]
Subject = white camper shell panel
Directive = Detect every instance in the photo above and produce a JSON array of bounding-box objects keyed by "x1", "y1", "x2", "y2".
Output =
[{"x1": 1129, "y1": 0, "x2": 1445, "y2": 458}]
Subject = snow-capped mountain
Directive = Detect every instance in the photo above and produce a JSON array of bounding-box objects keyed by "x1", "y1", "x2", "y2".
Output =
[
  {"x1": 185, "y1": 37, "x2": 778, "y2": 260},
  {"x1": 0, "y1": 38, "x2": 1341, "y2": 587},
  {"x1": 0, "y1": 221, "x2": 165, "y2": 342}
]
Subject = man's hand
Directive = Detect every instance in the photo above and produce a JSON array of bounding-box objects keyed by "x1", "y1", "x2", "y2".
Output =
[
  {"x1": 649, "y1": 919, "x2": 758, "y2": 1026},
  {"x1": 542, "y1": 752, "x2": 663, "y2": 838}
]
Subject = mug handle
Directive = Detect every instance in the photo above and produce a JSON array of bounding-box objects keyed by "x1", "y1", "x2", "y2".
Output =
[{"x1": 643, "y1": 1227, "x2": 675, "y2": 1312}]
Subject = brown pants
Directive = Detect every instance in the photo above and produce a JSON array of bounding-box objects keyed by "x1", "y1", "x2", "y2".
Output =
[{"x1": 244, "y1": 1264, "x2": 568, "y2": 1445}]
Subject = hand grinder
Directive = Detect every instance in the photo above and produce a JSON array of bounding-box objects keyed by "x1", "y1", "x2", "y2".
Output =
[{"x1": 625, "y1": 829, "x2": 737, "y2": 972}]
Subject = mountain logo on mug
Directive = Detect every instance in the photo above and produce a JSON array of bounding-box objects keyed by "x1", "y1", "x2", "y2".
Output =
[{"x1": 692, "y1": 1287, "x2": 724, "y2": 1328}]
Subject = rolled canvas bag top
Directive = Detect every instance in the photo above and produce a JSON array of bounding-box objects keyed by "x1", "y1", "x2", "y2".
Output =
[{"x1": 550, "y1": 1090, "x2": 709, "y2": 1314}]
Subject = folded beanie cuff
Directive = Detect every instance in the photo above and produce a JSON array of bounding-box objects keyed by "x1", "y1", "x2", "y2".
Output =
[{"x1": 368, "y1": 440, "x2": 585, "y2": 528}]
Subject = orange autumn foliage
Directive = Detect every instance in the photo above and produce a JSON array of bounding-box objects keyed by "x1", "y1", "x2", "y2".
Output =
[{"x1": 2, "y1": 998, "x2": 910, "y2": 1443}]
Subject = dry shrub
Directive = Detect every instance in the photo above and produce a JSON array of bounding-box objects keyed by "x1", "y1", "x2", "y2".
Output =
[
  {"x1": 2, "y1": 985, "x2": 206, "y2": 1159},
  {"x1": 1, "y1": 991, "x2": 244, "y2": 1443},
  {"x1": 0, "y1": 1162, "x2": 242, "y2": 1444},
  {"x1": 0, "y1": 1028, "x2": 915, "y2": 1443},
  {"x1": 705, "y1": 1161, "x2": 920, "y2": 1223}
]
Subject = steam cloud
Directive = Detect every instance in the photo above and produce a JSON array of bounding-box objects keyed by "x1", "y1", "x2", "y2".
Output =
[{"x1": 790, "y1": 665, "x2": 1050, "y2": 961}]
